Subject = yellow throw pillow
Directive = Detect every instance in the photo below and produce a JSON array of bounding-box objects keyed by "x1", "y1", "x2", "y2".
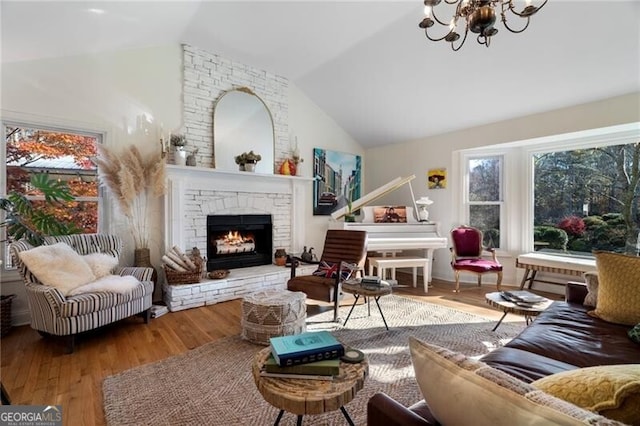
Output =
[
  {"x1": 591, "y1": 251, "x2": 640, "y2": 325},
  {"x1": 408, "y1": 337, "x2": 611, "y2": 425},
  {"x1": 532, "y1": 365, "x2": 640, "y2": 425}
]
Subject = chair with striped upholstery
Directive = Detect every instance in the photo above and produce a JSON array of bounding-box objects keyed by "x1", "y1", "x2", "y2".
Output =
[{"x1": 10, "y1": 234, "x2": 153, "y2": 353}]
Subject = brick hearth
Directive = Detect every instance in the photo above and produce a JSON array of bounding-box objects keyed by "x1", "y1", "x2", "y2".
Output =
[{"x1": 163, "y1": 264, "x2": 316, "y2": 312}]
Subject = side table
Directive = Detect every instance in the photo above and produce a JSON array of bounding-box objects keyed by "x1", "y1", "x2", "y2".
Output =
[
  {"x1": 485, "y1": 291, "x2": 553, "y2": 331},
  {"x1": 341, "y1": 279, "x2": 393, "y2": 330},
  {"x1": 252, "y1": 346, "x2": 368, "y2": 425}
]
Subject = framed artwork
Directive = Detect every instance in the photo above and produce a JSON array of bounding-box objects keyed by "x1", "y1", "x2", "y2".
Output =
[
  {"x1": 428, "y1": 168, "x2": 446, "y2": 189},
  {"x1": 373, "y1": 206, "x2": 408, "y2": 223},
  {"x1": 313, "y1": 148, "x2": 362, "y2": 215}
]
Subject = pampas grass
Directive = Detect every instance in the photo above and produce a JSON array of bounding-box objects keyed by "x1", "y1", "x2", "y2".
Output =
[{"x1": 95, "y1": 144, "x2": 166, "y2": 249}]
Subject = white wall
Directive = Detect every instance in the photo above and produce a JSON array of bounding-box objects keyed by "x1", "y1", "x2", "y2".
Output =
[
  {"x1": 365, "y1": 92, "x2": 640, "y2": 286},
  {"x1": 289, "y1": 85, "x2": 365, "y2": 252},
  {"x1": 0, "y1": 45, "x2": 363, "y2": 325}
]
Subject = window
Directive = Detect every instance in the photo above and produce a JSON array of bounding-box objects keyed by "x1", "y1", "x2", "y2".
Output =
[
  {"x1": 466, "y1": 155, "x2": 504, "y2": 248},
  {"x1": 2, "y1": 122, "x2": 101, "y2": 268},
  {"x1": 533, "y1": 143, "x2": 640, "y2": 256},
  {"x1": 457, "y1": 123, "x2": 639, "y2": 258}
]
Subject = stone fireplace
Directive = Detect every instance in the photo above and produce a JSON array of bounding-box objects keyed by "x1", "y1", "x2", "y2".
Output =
[
  {"x1": 160, "y1": 45, "x2": 316, "y2": 312},
  {"x1": 162, "y1": 166, "x2": 314, "y2": 311}
]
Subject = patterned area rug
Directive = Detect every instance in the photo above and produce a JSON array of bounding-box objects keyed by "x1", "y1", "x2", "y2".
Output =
[{"x1": 103, "y1": 295, "x2": 524, "y2": 425}]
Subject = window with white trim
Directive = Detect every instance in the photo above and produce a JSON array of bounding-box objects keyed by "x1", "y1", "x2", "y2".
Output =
[
  {"x1": 457, "y1": 123, "x2": 639, "y2": 258},
  {"x1": 466, "y1": 155, "x2": 504, "y2": 249}
]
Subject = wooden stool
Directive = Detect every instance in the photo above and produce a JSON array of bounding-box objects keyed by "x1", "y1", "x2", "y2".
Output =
[
  {"x1": 368, "y1": 256, "x2": 430, "y2": 293},
  {"x1": 241, "y1": 289, "x2": 307, "y2": 345}
]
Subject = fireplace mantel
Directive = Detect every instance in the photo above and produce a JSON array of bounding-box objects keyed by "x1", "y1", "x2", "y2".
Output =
[
  {"x1": 166, "y1": 165, "x2": 314, "y2": 189},
  {"x1": 164, "y1": 165, "x2": 313, "y2": 258}
]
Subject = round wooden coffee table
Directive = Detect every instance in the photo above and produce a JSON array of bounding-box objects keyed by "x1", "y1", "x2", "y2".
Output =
[
  {"x1": 485, "y1": 291, "x2": 553, "y2": 331},
  {"x1": 341, "y1": 279, "x2": 393, "y2": 330},
  {"x1": 252, "y1": 346, "x2": 368, "y2": 425}
]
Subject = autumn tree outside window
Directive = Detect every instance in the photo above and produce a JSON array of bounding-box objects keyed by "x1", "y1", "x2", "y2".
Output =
[{"x1": 3, "y1": 122, "x2": 101, "y2": 267}]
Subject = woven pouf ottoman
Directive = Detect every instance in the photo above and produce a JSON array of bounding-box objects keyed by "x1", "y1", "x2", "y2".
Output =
[{"x1": 241, "y1": 289, "x2": 307, "y2": 345}]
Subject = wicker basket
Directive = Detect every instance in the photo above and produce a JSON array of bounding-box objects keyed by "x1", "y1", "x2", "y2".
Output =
[
  {"x1": 163, "y1": 265, "x2": 202, "y2": 285},
  {"x1": 1, "y1": 295, "x2": 16, "y2": 337}
]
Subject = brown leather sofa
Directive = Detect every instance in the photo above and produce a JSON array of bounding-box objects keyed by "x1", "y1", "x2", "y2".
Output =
[{"x1": 367, "y1": 282, "x2": 639, "y2": 425}]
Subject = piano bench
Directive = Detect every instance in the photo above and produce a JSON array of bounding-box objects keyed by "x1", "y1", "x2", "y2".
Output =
[{"x1": 368, "y1": 256, "x2": 430, "y2": 293}]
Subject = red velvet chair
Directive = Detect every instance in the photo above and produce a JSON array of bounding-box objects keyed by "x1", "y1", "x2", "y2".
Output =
[{"x1": 450, "y1": 226, "x2": 503, "y2": 293}]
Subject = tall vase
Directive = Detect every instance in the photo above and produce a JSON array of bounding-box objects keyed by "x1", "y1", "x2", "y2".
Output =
[{"x1": 134, "y1": 248, "x2": 158, "y2": 297}]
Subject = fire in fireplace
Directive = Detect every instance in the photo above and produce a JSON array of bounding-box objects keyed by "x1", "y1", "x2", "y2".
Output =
[{"x1": 207, "y1": 214, "x2": 273, "y2": 271}]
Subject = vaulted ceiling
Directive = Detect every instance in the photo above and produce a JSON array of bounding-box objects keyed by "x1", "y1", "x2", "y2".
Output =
[{"x1": 2, "y1": 1, "x2": 639, "y2": 147}]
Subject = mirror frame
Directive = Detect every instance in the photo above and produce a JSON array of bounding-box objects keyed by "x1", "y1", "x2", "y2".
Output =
[{"x1": 212, "y1": 86, "x2": 276, "y2": 173}]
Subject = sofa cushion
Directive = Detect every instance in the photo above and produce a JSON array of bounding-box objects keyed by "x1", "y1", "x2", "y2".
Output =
[
  {"x1": 83, "y1": 252, "x2": 119, "y2": 279},
  {"x1": 59, "y1": 280, "x2": 151, "y2": 318},
  {"x1": 532, "y1": 365, "x2": 640, "y2": 425},
  {"x1": 409, "y1": 337, "x2": 617, "y2": 425},
  {"x1": 482, "y1": 302, "x2": 636, "y2": 380},
  {"x1": 68, "y1": 275, "x2": 140, "y2": 296},
  {"x1": 287, "y1": 275, "x2": 339, "y2": 303},
  {"x1": 481, "y1": 346, "x2": 579, "y2": 383},
  {"x1": 18, "y1": 242, "x2": 97, "y2": 296},
  {"x1": 591, "y1": 251, "x2": 640, "y2": 325}
]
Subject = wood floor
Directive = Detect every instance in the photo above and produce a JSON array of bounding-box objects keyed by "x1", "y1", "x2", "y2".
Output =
[{"x1": 0, "y1": 277, "x2": 561, "y2": 425}]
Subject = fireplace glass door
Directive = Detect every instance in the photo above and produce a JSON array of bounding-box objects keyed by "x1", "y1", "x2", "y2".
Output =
[{"x1": 207, "y1": 215, "x2": 273, "y2": 271}]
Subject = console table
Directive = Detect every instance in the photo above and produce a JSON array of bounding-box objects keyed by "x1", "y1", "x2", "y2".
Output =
[{"x1": 516, "y1": 253, "x2": 596, "y2": 290}]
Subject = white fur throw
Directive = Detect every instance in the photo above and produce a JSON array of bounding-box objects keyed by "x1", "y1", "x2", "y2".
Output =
[
  {"x1": 18, "y1": 242, "x2": 96, "y2": 296},
  {"x1": 83, "y1": 252, "x2": 118, "y2": 279},
  {"x1": 68, "y1": 275, "x2": 140, "y2": 296}
]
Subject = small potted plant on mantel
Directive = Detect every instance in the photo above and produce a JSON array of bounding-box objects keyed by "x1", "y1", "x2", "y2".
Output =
[
  {"x1": 170, "y1": 134, "x2": 187, "y2": 166},
  {"x1": 235, "y1": 151, "x2": 262, "y2": 172}
]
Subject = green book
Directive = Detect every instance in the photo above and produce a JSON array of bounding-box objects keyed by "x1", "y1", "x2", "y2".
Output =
[{"x1": 264, "y1": 354, "x2": 340, "y2": 376}]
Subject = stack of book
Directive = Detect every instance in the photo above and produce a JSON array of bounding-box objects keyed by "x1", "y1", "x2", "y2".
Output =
[
  {"x1": 262, "y1": 331, "x2": 344, "y2": 380},
  {"x1": 150, "y1": 304, "x2": 169, "y2": 318},
  {"x1": 500, "y1": 291, "x2": 547, "y2": 307},
  {"x1": 361, "y1": 275, "x2": 381, "y2": 290}
]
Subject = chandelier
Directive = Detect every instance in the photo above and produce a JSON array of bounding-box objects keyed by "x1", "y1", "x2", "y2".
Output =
[{"x1": 418, "y1": 0, "x2": 548, "y2": 51}]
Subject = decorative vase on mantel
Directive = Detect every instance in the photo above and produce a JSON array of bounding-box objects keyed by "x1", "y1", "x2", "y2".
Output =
[
  {"x1": 174, "y1": 148, "x2": 187, "y2": 166},
  {"x1": 134, "y1": 247, "x2": 158, "y2": 285}
]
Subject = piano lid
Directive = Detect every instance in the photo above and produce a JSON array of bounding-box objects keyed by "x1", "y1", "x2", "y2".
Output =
[{"x1": 331, "y1": 175, "x2": 417, "y2": 221}]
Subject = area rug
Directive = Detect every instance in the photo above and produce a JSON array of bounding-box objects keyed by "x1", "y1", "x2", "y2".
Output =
[{"x1": 103, "y1": 295, "x2": 525, "y2": 426}]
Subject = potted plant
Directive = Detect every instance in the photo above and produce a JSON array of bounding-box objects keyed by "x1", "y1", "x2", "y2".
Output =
[
  {"x1": 0, "y1": 174, "x2": 79, "y2": 336},
  {"x1": 170, "y1": 134, "x2": 187, "y2": 166},
  {"x1": 234, "y1": 151, "x2": 262, "y2": 172}
]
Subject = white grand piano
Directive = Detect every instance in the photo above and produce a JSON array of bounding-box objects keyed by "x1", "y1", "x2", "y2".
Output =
[{"x1": 328, "y1": 175, "x2": 448, "y2": 282}]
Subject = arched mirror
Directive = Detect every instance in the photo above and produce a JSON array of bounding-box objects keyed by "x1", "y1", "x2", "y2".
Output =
[{"x1": 213, "y1": 87, "x2": 275, "y2": 174}]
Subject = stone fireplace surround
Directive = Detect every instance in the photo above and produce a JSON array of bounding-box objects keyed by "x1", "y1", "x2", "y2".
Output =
[{"x1": 162, "y1": 165, "x2": 314, "y2": 311}]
